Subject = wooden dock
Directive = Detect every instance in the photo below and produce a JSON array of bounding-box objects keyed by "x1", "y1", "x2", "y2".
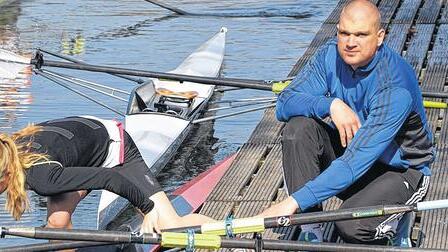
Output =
[{"x1": 199, "y1": 0, "x2": 448, "y2": 249}]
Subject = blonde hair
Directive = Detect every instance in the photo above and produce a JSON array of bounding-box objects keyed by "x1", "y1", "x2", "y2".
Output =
[{"x1": 0, "y1": 125, "x2": 47, "y2": 220}]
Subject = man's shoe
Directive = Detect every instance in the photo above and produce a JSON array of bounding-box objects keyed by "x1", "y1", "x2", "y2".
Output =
[{"x1": 298, "y1": 224, "x2": 323, "y2": 242}]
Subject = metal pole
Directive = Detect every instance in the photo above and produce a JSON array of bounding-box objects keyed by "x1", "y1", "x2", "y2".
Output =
[
  {"x1": 35, "y1": 70, "x2": 124, "y2": 116},
  {"x1": 193, "y1": 104, "x2": 276, "y2": 124},
  {"x1": 42, "y1": 70, "x2": 129, "y2": 102}
]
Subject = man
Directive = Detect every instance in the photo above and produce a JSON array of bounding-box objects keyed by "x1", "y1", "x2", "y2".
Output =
[{"x1": 259, "y1": 0, "x2": 434, "y2": 245}]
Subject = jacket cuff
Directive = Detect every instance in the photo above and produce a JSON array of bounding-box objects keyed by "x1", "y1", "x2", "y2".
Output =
[
  {"x1": 291, "y1": 185, "x2": 318, "y2": 212},
  {"x1": 315, "y1": 97, "x2": 335, "y2": 118},
  {"x1": 140, "y1": 198, "x2": 155, "y2": 214}
]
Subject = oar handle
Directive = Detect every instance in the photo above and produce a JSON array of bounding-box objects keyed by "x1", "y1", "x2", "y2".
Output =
[
  {"x1": 423, "y1": 100, "x2": 447, "y2": 109},
  {"x1": 416, "y1": 199, "x2": 448, "y2": 211}
]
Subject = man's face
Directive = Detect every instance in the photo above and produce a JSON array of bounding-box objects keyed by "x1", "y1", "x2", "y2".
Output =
[{"x1": 337, "y1": 15, "x2": 384, "y2": 69}]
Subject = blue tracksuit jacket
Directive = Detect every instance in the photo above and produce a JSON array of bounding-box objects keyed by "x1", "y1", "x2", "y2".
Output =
[{"x1": 276, "y1": 39, "x2": 435, "y2": 211}]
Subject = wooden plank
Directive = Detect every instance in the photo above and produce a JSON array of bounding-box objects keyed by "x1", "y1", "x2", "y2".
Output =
[
  {"x1": 246, "y1": 108, "x2": 283, "y2": 144},
  {"x1": 416, "y1": 0, "x2": 444, "y2": 24},
  {"x1": 421, "y1": 65, "x2": 448, "y2": 93},
  {"x1": 404, "y1": 24, "x2": 435, "y2": 76},
  {"x1": 200, "y1": 200, "x2": 235, "y2": 219},
  {"x1": 242, "y1": 144, "x2": 283, "y2": 201},
  {"x1": 233, "y1": 201, "x2": 270, "y2": 218},
  {"x1": 420, "y1": 25, "x2": 448, "y2": 92},
  {"x1": 419, "y1": 112, "x2": 448, "y2": 248},
  {"x1": 426, "y1": 108, "x2": 443, "y2": 139},
  {"x1": 428, "y1": 24, "x2": 448, "y2": 66},
  {"x1": 392, "y1": 0, "x2": 423, "y2": 23},
  {"x1": 206, "y1": 144, "x2": 268, "y2": 201},
  {"x1": 384, "y1": 23, "x2": 412, "y2": 53},
  {"x1": 377, "y1": 0, "x2": 401, "y2": 25}
]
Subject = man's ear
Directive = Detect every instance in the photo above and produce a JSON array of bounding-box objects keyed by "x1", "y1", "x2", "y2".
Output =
[{"x1": 377, "y1": 28, "x2": 385, "y2": 46}]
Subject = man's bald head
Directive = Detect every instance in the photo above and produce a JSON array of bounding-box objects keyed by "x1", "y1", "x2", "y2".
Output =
[
  {"x1": 336, "y1": 0, "x2": 385, "y2": 69},
  {"x1": 341, "y1": 0, "x2": 381, "y2": 31}
]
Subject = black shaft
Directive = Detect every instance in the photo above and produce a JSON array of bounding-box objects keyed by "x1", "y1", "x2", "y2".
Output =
[
  {"x1": 35, "y1": 59, "x2": 272, "y2": 90},
  {"x1": 0, "y1": 241, "x2": 117, "y2": 252},
  {"x1": 3, "y1": 227, "x2": 160, "y2": 244},
  {"x1": 166, "y1": 204, "x2": 415, "y2": 234},
  {"x1": 38, "y1": 48, "x2": 145, "y2": 84},
  {"x1": 264, "y1": 204, "x2": 414, "y2": 228},
  {"x1": 144, "y1": 0, "x2": 190, "y2": 15},
  {"x1": 219, "y1": 238, "x2": 444, "y2": 251},
  {"x1": 421, "y1": 91, "x2": 448, "y2": 99}
]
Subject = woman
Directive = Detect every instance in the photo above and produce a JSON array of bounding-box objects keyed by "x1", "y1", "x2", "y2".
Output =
[{"x1": 0, "y1": 116, "x2": 214, "y2": 233}]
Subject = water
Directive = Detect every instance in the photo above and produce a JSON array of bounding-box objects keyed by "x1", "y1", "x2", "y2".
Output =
[{"x1": 0, "y1": 0, "x2": 337, "y2": 247}]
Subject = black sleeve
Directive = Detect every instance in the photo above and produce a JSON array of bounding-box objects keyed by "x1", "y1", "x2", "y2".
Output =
[{"x1": 25, "y1": 163, "x2": 154, "y2": 214}]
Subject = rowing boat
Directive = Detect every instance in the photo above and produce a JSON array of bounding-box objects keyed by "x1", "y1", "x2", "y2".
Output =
[
  {"x1": 96, "y1": 27, "x2": 227, "y2": 231},
  {"x1": 73, "y1": 154, "x2": 235, "y2": 252}
]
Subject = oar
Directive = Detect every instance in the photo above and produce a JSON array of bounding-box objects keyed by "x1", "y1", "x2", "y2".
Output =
[
  {"x1": 0, "y1": 49, "x2": 279, "y2": 91},
  {"x1": 3, "y1": 49, "x2": 448, "y2": 100},
  {"x1": 0, "y1": 241, "x2": 116, "y2": 252},
  {"x1": 143, "y1": 0, "x2": 312, "y2": 18},
  {"x1": 422, "y1": 91, "x2": 448, "y2": 99},
  {"x1": 144, "y1": 0, "x2": 190, "y2": 15},
  {"x1": 1, "y1": 227, "x2": 445, "y2": 252},
  {"x1": 166, "y1": 199, "x2": 448, "y2": 235},
  {"x1": 38, "y1": 48, "x2": 146, "y2": 84}
]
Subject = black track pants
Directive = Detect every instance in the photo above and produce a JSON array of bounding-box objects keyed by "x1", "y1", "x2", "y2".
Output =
[{"x1": 282, "y1": 116, "x2": 429, "y2": 244}]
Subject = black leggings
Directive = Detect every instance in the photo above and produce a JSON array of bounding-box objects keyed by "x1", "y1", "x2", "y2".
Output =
[
  {"x1": 282, "y1": 116, "x2": 429, "y2": 244},
  {"x1": 121, "y1": 131, "x2": 162, "y2": 197}
]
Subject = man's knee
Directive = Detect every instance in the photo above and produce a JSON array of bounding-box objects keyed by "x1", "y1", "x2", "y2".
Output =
[
  {"x1": 335, "y1": 218, "x2": 390, "y2": 244},
  {"x1": 283, "y1": 116, "x2": 319, "y2": 142}
]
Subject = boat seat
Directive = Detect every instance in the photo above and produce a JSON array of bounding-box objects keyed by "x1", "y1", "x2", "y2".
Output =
[{"x1": 156, "y1": 88, "x2": 198, "y2": 100}]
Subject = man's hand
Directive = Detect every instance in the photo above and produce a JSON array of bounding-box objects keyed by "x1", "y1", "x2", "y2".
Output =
[
  {"x1": 330, "y1": 98, "x2": 361, "y2": 147},
  {"x1": 140, "y1": 208, "x2": 161, "y2": 234},
  {"x1": 256, "y1": 196, "x2": 299, "y2": 218}
]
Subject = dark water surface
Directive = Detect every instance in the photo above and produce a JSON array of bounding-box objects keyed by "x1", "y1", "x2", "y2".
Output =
[{"x1": 0, "y1": 0, "x2": 337, "y2": 247}]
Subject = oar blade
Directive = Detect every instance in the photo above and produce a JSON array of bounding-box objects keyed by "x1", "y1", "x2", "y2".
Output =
[{"x1": 0, "y1": 49, "x2": 32, "y2": 79}]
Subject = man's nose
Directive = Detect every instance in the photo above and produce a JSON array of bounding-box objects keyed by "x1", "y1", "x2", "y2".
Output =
[{"x1": 346, "y1": 35, "x2": 357, "y2": 48}]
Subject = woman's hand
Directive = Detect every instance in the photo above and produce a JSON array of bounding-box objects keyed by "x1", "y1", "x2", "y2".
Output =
[{"x1": 140, "y1": 208, "x2": 161, "y2": 234}]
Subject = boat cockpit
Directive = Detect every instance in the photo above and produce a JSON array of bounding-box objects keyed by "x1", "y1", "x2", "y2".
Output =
[{"x1": 127, "y1": 81, "x2": 198, "y2": 118}]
